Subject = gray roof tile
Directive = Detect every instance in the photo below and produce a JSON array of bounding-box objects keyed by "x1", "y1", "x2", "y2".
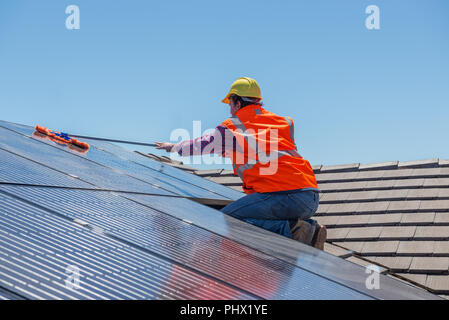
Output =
[
  {"x1": 220, "y1": 170, "x2": 235, "y2": 176},
  {"x1": 341, "y1": 181, "x2": 369, "y2": 190},
  {"x1": 438, "y1": 189, "x2": 449, "y2": 198},
  {"x1": 359, "y1": 161, "x2": 398, "y2": 171},
  {"x1": 323, "y1": 243, "x2": 352, "y2": 258},
  {"x1": 361, "y1": 241, "x2": 400, "y2": 255},
  {"x1": 423, "y1": 178, "x2": 449, "y2": 187},
  {"x1": 206, "y1": 176, "x2": 242, "y2": 185},
  {"x1": 194, "y1": 169, "x2": 224, "y2": 176},
  {"x1": 315, "y1": 215, "x2": 341, "y2": 227},
  {"x1": 379, "y1": 226, "x2": 416, "y2": 240},
  {"x1": 434, "y1": 212, "x2": 449, "y2": 224},
  {"x1": 382, "y1": 169, "x2": 414, "y2": 179},
  {"x1": 398, "y1": 158, "x2": 439, "y2": 168},
  {"x1": 375, "y1": 189, "x2": 408, "y2": 200},
  {"x1": 434, "y1": 242, "x2": 449, "y2": 255},
  {"x1": 346, "y1": 190, "x2": 379, "y2": 201},
  {"x1": 368, "y1": 213, "x2": 403, "y2": 225},
  {"x1": 441, "y1": 167, "x2": 449, "y2": 175},
  {"x1": 316, "y1": 203, "x2": 331, "y2": 215},
  {"x1": 356, "y1": 170, "x2": 385, "y2": 179},
  {"x1": 410, "y1": 257, "x2": 449, "y2": 273},
  {"x1": 439, "y1": 159, "x2": 449, "y2": 167},
  {"x1": 320, "y1": 163, "x2": 360, "y2": 172},
  {"x1": 410, "y1": 168, "x2": 443, "y2": 178},
  {"x1": 419, "y1": 199, "x2": 449, "y2": 211},
  {"x1": 393, "y1": 178, "x2": 424, "y2": 188},
  {"x1": 357, "y1": 201, "x2": 390, "y2": 213},
  {"x1": 406, "y1": 188, "x2": 440, "y2": 199},
  {"x1": 326, "y1": 228, "x2": 351, "y2": 241},
  {"x1": 374, "y1": 256, "x2": 412, "y2": 271},
  {"x1": 397, "y1": 273, "x2": 428, "y2": 287},
  {"x1": 397, "y1": 241, "x2": 435, "y2": 256},
  {"x1": 316, "y1": 172, "x2": 359, "y2": 182},
  {"x1": 319, "y1": 181, "x2": 368, "y2": 192},
  {"x1": 387, "y1": 200, "x2": 421, "y2": 212},
  {"x1": 346, "y1": 227, "x2": 383, "y2": 240},
  {"x1": 365, "y1": 180, "x2": 395, "y2": 189},
  {"x1": 338, "y1": 241, "x2": 365, "y2": 253},
  {"x1": 317, "y1": 183, "x2": 342, "y2": 191},
  {"x1": 414, "y1": 226, "x2": 449, "y2": 240},
  {"x1": 321, "y1": 192, "x2": 351, "y2": 202},
  {"x1": 426, "y1": 275, "x2": 449, "y2": 292},
  {"x1": 318, "y1": 193, "x2": 328, "y2": 201},
  {"x1": 327, "y1": 202, "x2": 360, "y2": 214},
  {"x1": 336, "y1": 214, "x2": 371, "y2": 226},
  {"x1": 400, "y1": 212, "x2": 435, "y2": 225}
]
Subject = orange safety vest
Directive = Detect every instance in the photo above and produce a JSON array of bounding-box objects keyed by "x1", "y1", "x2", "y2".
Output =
[{"x1": 222, "y1": 104, "x2": 318, "y2": 194}]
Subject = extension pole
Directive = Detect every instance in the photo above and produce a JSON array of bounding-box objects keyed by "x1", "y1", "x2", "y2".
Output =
[{"x1": 67, "y1": 134, "x2": 157, "y2": 147}]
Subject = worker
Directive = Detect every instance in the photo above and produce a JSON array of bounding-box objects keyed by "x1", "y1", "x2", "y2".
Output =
[{"x1": 156, "y1": 77, "x2": 326, "y2": 250}]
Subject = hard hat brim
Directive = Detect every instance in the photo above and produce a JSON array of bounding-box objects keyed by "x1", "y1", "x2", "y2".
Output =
[
  {"x1": 222, "y1": 96, "x2": 230, "y2": 104},
  {"x1": 222, "y1": 89, "x2": 237, "y2": 104}
]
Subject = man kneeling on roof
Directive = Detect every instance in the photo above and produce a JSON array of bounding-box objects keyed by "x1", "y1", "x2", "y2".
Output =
[{"x1": 156, "y1": 77, "x2": 327, "y2": 250}]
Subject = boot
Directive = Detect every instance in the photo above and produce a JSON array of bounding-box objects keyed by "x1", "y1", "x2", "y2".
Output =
[
  {"x1": 290, "y1": 219, "x2": 327, "y2": 250},
  {"x1": 290, "y1": 219, "x2": 315, "y2": 245},
  {"x1": 311, "y1": 224, "x2": 327, "y2": 250}
]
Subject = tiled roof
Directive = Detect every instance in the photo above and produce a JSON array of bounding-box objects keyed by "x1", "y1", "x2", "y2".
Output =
[{"x1": 146, "y1": 154, "x2": 449, "y2": 298}]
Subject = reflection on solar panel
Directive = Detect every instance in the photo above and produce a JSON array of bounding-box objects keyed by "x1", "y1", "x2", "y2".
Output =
[{"x1": 0, "y1": 120, "x2": 440, "y2": 300}]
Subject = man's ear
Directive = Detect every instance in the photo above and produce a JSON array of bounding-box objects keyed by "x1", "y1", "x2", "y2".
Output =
[{"x1": 236, "y1": 100, "x2": 241, "y2": 109}]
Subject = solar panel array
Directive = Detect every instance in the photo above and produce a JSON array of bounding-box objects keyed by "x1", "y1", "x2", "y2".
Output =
[{"x1": 0, "y1": 120, "x2": 439, "y2": 300}]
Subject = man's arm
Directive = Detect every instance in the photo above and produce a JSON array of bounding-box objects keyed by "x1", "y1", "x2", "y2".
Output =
[{"x1": 156, "y1": 125, "x2": 235, "y2": 157}]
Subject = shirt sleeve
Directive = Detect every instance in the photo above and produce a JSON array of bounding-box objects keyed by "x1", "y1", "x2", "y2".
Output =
[{"x1": 172, "y1": 125, "x2": 236, "y2": 157}]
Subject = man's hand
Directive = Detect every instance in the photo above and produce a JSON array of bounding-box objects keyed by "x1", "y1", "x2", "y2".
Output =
[{"x1": 155, "y1": 142, "x2": 175, "y2": 152}]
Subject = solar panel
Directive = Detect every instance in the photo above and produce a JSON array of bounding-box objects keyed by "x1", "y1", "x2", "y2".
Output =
[
  {"x1": 0, "y1": 148, "x2": 95, "y2": 189},
  {"x1": 0, "y1": 120, "x2": 243, "y2": 201},
  {"x1": 0, "y1": 185, "x2": 370, "y2": 299},
  {"x1": 0, "y1": 191, "x2": 255, "y2": 300},
  {"x1": 0, "y1": 125, "x2": 178, "y2": 197}
]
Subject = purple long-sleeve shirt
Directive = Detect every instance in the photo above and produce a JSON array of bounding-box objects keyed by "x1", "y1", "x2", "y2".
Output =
[{"x1": 172, "y1": 125, "x2": 236, "y2": 157}]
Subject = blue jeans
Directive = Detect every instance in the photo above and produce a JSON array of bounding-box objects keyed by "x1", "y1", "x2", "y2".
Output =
[{"x1": 220, "y1": 190, "x2": 320, "y2": 238}]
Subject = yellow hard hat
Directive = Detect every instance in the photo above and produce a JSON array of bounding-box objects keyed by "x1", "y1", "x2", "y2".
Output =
[{"x1": 222, "y1": 77, "x2": 262, "y2": 104}]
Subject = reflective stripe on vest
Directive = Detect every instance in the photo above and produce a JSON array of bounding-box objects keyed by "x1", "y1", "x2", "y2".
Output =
[
  {"x1": 228, "y1": 116, "x2": 302, "y2": 179},
  {"x1": 235, "y1": 149, "x2": 302, "y2": 179},
  {"x1": 284, "y1": 116, "x2": 295, "y2": 145}
]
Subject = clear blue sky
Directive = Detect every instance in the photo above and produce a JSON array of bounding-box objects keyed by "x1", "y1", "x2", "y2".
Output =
[{"x1": 1, "y1": 0, "x2": 448, "y2": 169}]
